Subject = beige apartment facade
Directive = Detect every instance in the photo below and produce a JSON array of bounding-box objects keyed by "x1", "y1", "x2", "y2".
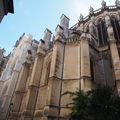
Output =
[{"x1": 0, "y1": 1, "x2": 120, "y2": 120}]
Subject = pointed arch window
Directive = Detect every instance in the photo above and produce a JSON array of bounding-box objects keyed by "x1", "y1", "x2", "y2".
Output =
[
  {"x1": 97, "y1": 19, "x2": 108, "y2": 46},
  {"x1": 86, "y1": 25, "x2": 89, "y2": 33},
  {"x1": 111, "y1": 16, "x2": 120, "y2": 43},
  {"x1": 90, "y1": 57, "x2": 95, "y2": 83}
]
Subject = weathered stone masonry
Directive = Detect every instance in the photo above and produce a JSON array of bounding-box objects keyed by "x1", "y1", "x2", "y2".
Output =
[{"x1": 0, "y1": 1, "x2": 120, "y2": 120}]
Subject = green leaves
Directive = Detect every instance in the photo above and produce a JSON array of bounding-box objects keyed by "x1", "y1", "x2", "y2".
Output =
[{"x1": 65, "y1": 85, "x2": 120, "y2": 120}]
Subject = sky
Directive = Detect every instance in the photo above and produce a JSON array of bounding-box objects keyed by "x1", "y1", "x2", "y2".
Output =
[{"x1": 0, "y1": 0, "x2": 115, "y2": 55}]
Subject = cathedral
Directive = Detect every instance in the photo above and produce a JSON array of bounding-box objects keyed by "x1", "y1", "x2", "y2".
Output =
[{"x1": 0, "y1": 1, "x2": 120, "y2": 120}]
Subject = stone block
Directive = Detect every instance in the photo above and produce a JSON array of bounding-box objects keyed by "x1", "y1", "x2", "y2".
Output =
[
  {"x1": 63, "y1": 44, "x2": 80, "y2": 79},
  {"x1": 61, "y1": 80, "x2": 79, "y2": 107}
]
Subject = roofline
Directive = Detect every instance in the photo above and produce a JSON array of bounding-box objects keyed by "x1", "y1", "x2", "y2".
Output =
[{"x1": 70, "y1": 5, "x2": 120, "y2": 29}]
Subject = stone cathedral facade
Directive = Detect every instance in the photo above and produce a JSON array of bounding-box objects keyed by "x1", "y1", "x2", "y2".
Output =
[{"x1": 0, "y1": 1, "x2": 120, "y2": 120}]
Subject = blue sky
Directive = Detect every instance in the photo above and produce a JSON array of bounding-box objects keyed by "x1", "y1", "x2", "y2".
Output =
[{"x1": 0, "y1": 0, "x2": 115, "y2": 55}]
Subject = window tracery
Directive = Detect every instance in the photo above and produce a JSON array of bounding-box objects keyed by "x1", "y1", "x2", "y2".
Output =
[
  {"x1": 111, "y1": 16, "x2": 120, "y2": 43},
  {"x1": 97, "y1": 19, "x2": 108, "y2": 46}
]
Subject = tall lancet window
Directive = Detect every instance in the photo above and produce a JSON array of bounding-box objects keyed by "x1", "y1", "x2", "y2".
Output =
[
  {"x1": 111, "y1": 16, "x2": 120, "y2": 43},
  {"x1": 86, "y1": 25, "x2": 89, "y2": 33},
  {"x1": 90, "y1": 58, "x2": 95, "y2": 83},
  {"x1": 97, "y1": 19, "x2": 108, "y2": 46}
]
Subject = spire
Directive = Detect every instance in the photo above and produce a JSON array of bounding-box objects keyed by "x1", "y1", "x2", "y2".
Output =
[
  {"x1": 43, "y1": 28, "x2": 52, "y2": 49},
  {"x1": 60, "y1": 14, "x2": 69, "y2": 38},
  {"x1": 89, "y1": 6, "x2": 94, "y2": 15},
  {"x1": 101, "y1": 0, "x2": 106, "y2": 9},
  {"x1": 79, "y1": 14, "x2": 83, "y2": 22},
  {"x1": 28, "y1": 33, "x2": 33, "y2": 40},
  {"x1": 60, "y1": 14, "x2": 69, "y2": 28},
  {"x1": 43, "y1": 28, "x2": 52, "y2": 42}
]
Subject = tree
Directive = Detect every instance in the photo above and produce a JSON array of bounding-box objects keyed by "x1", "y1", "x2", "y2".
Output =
[
  {"x1": 63, "y1": 90, "x2": 92, "y2": 120},
  {"x1": 89, "y1": 85, "x2": 120, "y2": 120},
  {"x1": 65, "y1": 85, "x2": 120, "y2": 120}
]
